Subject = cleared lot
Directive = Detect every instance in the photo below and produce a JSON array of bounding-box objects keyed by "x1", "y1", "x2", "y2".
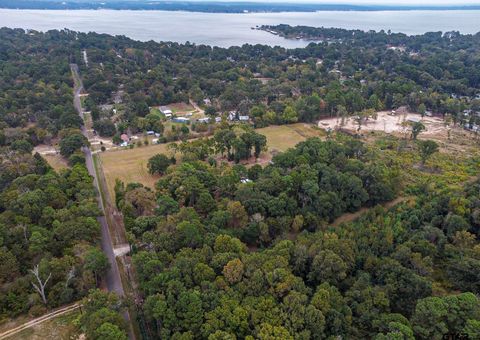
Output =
[
  {"x1": 99, "y1": 143, "x2": 172, "y2": 199},
  {"x1": 258, "y1": 123, "x2": 325, "y2": 152},
  {"x1": 318, "y1": 111, "x2": 447, "y2": 135},
  {"x1": 99, "y1": 123, "x2": 324, "y2": 195}
]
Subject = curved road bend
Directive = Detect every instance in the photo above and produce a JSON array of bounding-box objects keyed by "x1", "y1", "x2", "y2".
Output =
[{"x1": 71, "y1": 64, "x2": 134, "y2": 338}]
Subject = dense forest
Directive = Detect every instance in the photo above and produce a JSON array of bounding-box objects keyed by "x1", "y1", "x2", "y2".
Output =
[
  {"x1": 0, "y1": 146, "x2": 109, "y2": 317},
  {"x1": 0, "y1": 28, "x2": 129, "y2": 338},
  {"x1": 115, "y1": 136, "x2": 480, "y2": 339},
  {"x1": 1, "y1": 26, "x2": 480, "y2": 339}
]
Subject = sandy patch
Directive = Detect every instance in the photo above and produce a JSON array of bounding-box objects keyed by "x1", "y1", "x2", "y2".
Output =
[
  {"x1": 318, "y1": 111, "x2": 447, "y2": 137},
  {"x1": 33, "y1": 144, "x2": 58, "y2": 155}
]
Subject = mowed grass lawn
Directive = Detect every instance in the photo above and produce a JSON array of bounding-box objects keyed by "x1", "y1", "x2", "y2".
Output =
[
  {"x1": 99, "y1": 123, "x2": 324, "y2": 196},
  {"x1": 258, "y1": 123, "x2": 325, "y2": 153},
  {"x1": 99, "y1": 143, "x2": 173, "y2": 199}
]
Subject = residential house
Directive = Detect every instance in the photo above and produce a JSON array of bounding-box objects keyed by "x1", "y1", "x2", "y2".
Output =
[
  {"x1": 228, "y1": 111, "x2": 237, "y2": 121},
  {"x1": 160, "y1": 106, "x2": 173, "y2": 117},
  {"x1": 172, "y1": 117, "x2": 190, "y2": 123},
  {"x1": 197, "y1": 117, "x2": 210, "y2": 123}
]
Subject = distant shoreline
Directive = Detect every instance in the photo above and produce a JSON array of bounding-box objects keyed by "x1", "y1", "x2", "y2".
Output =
[
  {"x1": 1, "y1": 7, "x2": 479, "y2": 47},
  {"x1": 1, "y1": 1, "x2": 480, "y2": 13}
]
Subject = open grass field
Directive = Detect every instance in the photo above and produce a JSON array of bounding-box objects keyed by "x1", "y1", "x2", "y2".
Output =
[
  {"x1": 99, "y1": 142, "x2": 173, "y2": 199},
  {"x1": 149, "y1": 107, "x2": 162, "y2": 116},
  {"x1": 169, "y1": 102, "x2": 195, "y2": 113},
  {"x1": 99, "y1": 123, "x2": 325, "y2": 195},
  {"x1": 258, "y1": 123, "x2": 326, "y2": 153},
  {"x1": 43, "y1": 154, "x2": 69, "y2": 172}
]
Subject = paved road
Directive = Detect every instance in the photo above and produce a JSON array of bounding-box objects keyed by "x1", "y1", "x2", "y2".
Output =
[
  {"x1": 71, "y1": 63, "x2": 125, "y2": 297},
  {"x1": 71, "y1": 64, "x2": 135, "y2": 339}
]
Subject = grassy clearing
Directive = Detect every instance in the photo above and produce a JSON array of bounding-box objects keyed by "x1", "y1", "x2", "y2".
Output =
[
  {"x1": 0, "y1": 309, "x2": 80, "y2": 340},
  {"x1": 99, "y1": 143, "x2": 173, "y2": 199},
  {"x1": 99, "y1": 123, "x2": 324, "y2": 195},
  {"x1": 258, "y1": 123, "x2": 326, "y2": 153},
  {"x1": 168, "y1": 102, "x2": 195, "y2": 113},
  {"x1": 365, "y1": 132, "x2": 480, "y2": 196},
  {"x1": 43, "y1": 154, "x2": 69, "y2": 172},
  {"x1": 149, "y1": 107, "x2": 162, "y2": 117},
  {"x1": 98, "y1": 121, "x2": 480, "y2": 203}
]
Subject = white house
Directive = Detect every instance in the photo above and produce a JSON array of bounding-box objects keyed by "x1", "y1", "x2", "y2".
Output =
[
  {"x1": 197, "y1": 117, "x2": 210, "y2": 123},
  {"x1": 160, "y1": 106, "x2": 173, "y2": 116},
  {"x1": 172, "y1": 117, "x2": 190, "y2": 123},
  {"x1": 228, "y1": 111, "x2": 237, "y2": 121}
]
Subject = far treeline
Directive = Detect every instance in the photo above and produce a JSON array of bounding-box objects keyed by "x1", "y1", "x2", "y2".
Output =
[
  {"x1": 1, "y1": 26, "x2": 480, "y2": 149},
  {"x1": 3, "y1": 1, "x2": 480, "y2": 12},
  {"x1": 77, "y1": 25, "x2": 480, "y2": 141}
]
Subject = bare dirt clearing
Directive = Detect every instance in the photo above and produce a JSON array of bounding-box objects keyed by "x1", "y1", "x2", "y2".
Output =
[
  {"x1": 318, "y1": 111, "x2": 446, "y2": 135},
  {"x1": 0, "y1": 304, "x2": 80, "y2": 340},
  {"x1": 318, "y1": 111, "x2": 479, "y2": 154},
  {"x1": 33, "y1": 144, "x2": 58, "y2": 156}
]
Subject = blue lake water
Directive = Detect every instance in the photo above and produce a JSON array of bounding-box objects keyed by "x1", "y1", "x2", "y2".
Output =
[{"x1": 1, "y1": 9, "x2": 480, "y2": 47}]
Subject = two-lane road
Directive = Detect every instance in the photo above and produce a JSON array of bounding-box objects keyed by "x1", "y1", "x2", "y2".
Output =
[
  {"x1": 71, "y1": 64, "x2": 135, "y2": 339},
  {"x1": 71, "y1": 63, "x2": 124, "y2": 296}
]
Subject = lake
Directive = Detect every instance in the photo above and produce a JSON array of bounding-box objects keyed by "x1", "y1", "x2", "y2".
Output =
[{"x1": 1, "y1": 9, "x2": 480, "y2": 48}]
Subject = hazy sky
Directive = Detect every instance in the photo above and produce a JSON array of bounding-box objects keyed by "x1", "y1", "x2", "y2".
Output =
[{"x1": 182, "y1": 0, "x2": 480, "y2": 4}]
